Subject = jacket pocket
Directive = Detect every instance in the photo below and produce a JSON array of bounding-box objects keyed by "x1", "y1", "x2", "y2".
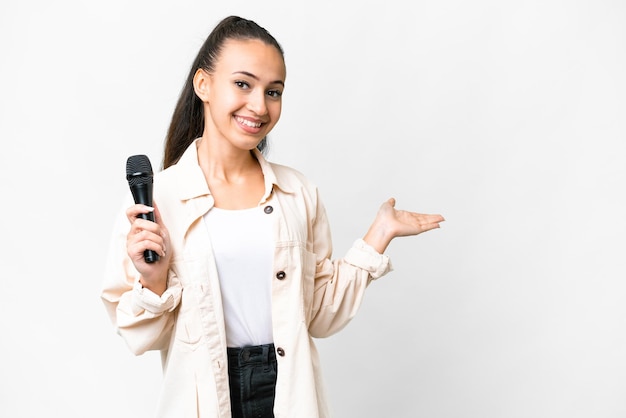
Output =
[
  {"x1": 174, "y1": 284, "x2": 203, "y2": 351},
  {"x1": 301, "y1": 247, "x2": 317, "y2": 323}
]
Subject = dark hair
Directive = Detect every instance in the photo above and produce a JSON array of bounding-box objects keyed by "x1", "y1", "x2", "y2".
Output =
[{"x1": 162, "y1": 16, "x2": 284, "y2": 169}]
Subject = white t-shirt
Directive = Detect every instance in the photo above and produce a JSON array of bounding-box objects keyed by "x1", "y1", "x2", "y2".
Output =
[{"x1": 203, "y1": 206, "x2": 274, "y2": 347}]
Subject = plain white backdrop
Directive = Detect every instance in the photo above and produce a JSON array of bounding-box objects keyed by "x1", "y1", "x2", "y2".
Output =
[{"x1": 1, "y1": 0, "x2": 625, "y2": 417}]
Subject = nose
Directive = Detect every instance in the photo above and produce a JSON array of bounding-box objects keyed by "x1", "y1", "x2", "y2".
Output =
[{"x1": 247, "y1": 90, "x2": 268, "y2": 116}]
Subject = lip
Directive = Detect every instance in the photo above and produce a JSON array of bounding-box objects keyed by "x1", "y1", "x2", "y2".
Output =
[{"x1": 234, "y1": 115, "x2": 265, "y2": 134}]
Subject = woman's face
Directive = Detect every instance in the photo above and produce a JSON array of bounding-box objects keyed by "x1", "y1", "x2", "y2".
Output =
[{"x1": 202, "y1": 38, "x2": 286, "y2": 151}]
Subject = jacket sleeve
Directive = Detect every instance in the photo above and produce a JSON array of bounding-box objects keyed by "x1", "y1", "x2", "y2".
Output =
[
  {"x1": 307, "y1": 191, "x2": 393, "y2": 338},
  {"x1": 101, "y1": 200, "x2": 182, "y2": 355}
]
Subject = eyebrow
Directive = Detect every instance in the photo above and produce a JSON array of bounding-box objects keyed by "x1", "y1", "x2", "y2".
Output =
[{"x1": 233, "y1": 71, "x2": 285, "y2": 86}]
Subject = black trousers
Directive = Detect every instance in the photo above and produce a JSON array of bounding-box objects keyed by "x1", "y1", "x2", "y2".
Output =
[{"x1": 227, "y1": 343, "x2": 278, "y2": 418}]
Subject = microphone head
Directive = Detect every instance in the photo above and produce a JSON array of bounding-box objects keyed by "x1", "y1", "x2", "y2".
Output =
[{"x1": 126, "y1": 154, "x2": 154, "y2": 186}]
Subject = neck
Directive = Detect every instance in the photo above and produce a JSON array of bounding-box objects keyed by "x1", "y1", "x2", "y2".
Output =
[{"x1": 196, "y1": 136, "x2": 259, "y2": 183}]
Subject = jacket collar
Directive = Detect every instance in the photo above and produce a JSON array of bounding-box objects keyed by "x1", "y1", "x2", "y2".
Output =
[{"x1": 173, "y1": 138, "x2": 294, "y2": 203}]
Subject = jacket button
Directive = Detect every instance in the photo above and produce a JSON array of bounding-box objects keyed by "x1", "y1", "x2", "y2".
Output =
[
  {"x1": 276, "y1": 347, "x2": 285, "y2": 357},
  {"x1": 276, "y1": 271, "x2": 286, "y2": 280},
  {"x1": 264, "y1": 206, "x2": 273, "y2": 214}
]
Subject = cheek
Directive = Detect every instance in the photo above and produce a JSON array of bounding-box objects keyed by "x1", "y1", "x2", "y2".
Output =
[
  {"x1": 209, "y1": 87, "x2": 238, "y2": 112},
  {"x1": 270, "y1": 101, "x2": 282, "y2": 122}
]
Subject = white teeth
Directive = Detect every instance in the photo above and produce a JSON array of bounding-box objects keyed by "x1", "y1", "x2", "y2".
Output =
[{"x1": 236, "y1": 117, "x2": 262, "y2": 128}]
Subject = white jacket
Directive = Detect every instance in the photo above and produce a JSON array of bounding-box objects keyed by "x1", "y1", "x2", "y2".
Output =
[{"x1": 102, "y1": 139, "x2": 392, "y2": 417}]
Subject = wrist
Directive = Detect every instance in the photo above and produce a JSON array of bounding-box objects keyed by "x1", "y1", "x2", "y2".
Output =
[
  {"x1": 363, "y1": 221, "x2": 393, "y2": 254},
  {"x1": 139, "y1": 275, "x2": 167, "y2": 297}
]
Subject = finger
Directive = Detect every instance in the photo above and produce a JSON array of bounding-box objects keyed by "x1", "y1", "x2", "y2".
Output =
[
  {"x1": 421, "y1": 223, "x2": 441, "y2": 233},
  {"x1": 407, "y1": 212, "x2": 444, "y2": 223},
  {"x1": 126, "y1": 204, "x2": 155, "y2": 224},
  {"x1": 131, "y1": 217, "x2": 162, "y2": 235},
  {"x1": 128, "y1": 239, "x2": 166, "y2": 261},
  {"x1": 127, "y1": 228, "x2": 167, "y2": 258},
  {"x1": 421, "y1": 216, "x2": 444, "y2": 230},
  {"x1": 423, "y1": 214, "x2": 445, "y2": 223},
  {"x1": 404, "y1": 213, "x2": 444, "y2": 232}
]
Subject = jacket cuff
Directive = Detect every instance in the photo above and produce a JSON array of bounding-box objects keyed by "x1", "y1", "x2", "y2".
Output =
[
  {"x1": 345, "y1": 239, "x2": 393, "y2": 280},
  {"x1": 131, "y1": 279, "x2": 181, "y2": 315}
]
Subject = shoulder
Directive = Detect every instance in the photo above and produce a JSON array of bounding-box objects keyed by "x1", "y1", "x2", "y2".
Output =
[
  {"x1": 153, "y1": 162, "x2": 179, "y2": 183},
  {"x1": 153, "y1": 138, "x2": 203, "y2": 186},
  {"x1": 153, "y1": 143, "x2": 207, "y2": 195},
  {"x1": 270, "y1": 161, "x2": 312, "y2": 184},
  {"x1": 267, "y1": 160, "x2": 320, "y2": 196},
  {"x1": 151, "y1": 164, "x2": 182, "y2": 198}
]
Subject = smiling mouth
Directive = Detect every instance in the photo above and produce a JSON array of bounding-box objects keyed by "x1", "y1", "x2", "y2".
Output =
[{"x1": 235, "y1": 116, "x2": 263, "y2": 128}]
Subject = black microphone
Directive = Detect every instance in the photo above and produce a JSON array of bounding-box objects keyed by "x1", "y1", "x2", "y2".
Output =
[{"x1": 126, "y1": 154, "x2": 159, "y2": 263}]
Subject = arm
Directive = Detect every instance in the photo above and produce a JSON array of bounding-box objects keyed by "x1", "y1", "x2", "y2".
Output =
[
  {"x1": 101, "y1": 200, "x2": 181, "y2": 355},
  {"x1": 308, "y1": 197, "x2": 444, "y2": 338}
]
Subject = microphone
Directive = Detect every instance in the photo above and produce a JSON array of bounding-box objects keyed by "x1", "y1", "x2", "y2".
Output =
[{"x1": 126, "y1": 154, "x2": 159, "y2": 263}]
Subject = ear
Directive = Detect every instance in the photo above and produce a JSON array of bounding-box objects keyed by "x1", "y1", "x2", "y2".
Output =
[{"x1": 193, "y1": 68, "x2": 211, "y2": 102}]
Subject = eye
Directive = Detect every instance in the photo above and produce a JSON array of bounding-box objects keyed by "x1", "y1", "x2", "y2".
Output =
[
  {"x1": 234, "y1": 80, "x2": 250, "y2": 89},
  {"x1": 267, "y1": 89, "x2": 282, "y2": 98}
]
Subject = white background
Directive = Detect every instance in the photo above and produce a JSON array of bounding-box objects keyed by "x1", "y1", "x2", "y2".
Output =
[{"x1": 1, "y1": 1, "x2": 625, "y2": 417}]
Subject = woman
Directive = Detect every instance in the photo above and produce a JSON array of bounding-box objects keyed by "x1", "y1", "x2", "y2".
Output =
[{"x1": 102, "y1": 15, "x2": 444, "y2": 418}]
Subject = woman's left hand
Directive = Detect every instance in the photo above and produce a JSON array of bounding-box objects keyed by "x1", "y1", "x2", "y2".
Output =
[{"x1": 363, "y1": 198, "x2": 445, "y2": 254}]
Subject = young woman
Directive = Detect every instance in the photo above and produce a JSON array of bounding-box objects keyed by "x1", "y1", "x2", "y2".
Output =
[{"x1": 102, "y1": 15, "x2": 444, "y2": 418}]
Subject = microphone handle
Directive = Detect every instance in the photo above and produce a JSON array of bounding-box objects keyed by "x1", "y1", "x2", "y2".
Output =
[
  {"x1": 130, "y1": 183, "x2": 160, "y2": 264},
  {"x1": 138, "y1": 211, "x2": 160, "y2": 263}
]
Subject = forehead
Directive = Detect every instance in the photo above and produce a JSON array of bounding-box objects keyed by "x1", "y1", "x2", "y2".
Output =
[{"x1": 216, "y1": 38, "x2": 286, "y2": 81}]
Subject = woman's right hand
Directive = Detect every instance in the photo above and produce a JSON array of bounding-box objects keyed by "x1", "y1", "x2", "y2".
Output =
[{"x1": 126, "y1": 203, "x2": 171, "y2": 296}]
